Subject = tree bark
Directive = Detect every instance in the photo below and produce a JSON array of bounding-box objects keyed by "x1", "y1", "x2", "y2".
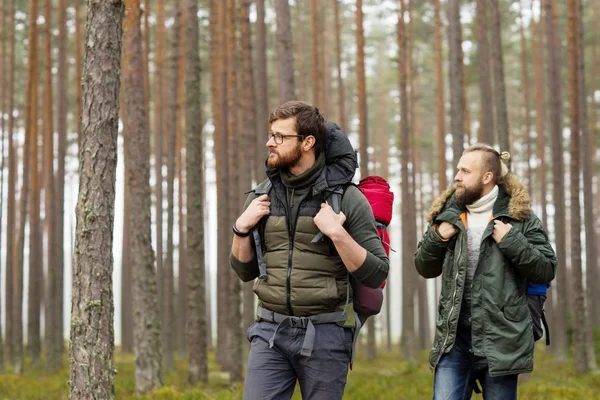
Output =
[
  {"x1": 5, "y1": 0, "x2": 15, "y2": 368},
  {"x1": 254, "y1": 0, "x2": 268, "y2": 184},
  {"x1": 69, "y1": 1, "x2": 123, "y2": 398},
  {"x1": 0, "y1": 0, "x2": 6, "y2": 372},
  {"x1": 356, "y1": 0, "x2": 368, "y2": 176},
  {"x1": 447, "y1": 0, "x2": 465, "y2": 164},
  {"x1": 186, "y1": 0, "x2": 208, "y2": 383},
  {"x1": 55, "y1": 0, "x2": 68, "y2": 360},
  {"x1": 74, "y1": 0, "x2": 83, "y2": 147},
  {"x1": 274, "y1": 0, "x2": 295, "y2": 103},
  {"x1": 123, "y1": 0, "x2": 163, "y2": 393},
  {"x1": 542, "y1": 0, "x2": 568, "y2": 360},
  {"x1": 434, "y1": 0, "x2": 446, "y2": 192},
  {"x1": 518, "y1": 1, "x2": 533, "y2": 198},
  {"x1": 475, "y1": 0, "x2": 494, "y2": 145},
  {"x1": 21, "y1": 0, "x2": 39, "y2": 373},
  {"x1": 333, "y1": 0, "x2": 346, "y2": 130}
]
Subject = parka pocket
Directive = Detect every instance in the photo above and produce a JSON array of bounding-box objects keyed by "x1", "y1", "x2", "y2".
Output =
[{"x1": 503, "y1": 304, "x2": 529, "y2": 322}]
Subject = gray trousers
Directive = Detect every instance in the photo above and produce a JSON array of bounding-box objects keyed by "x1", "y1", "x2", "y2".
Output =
[{"x1": 243, "y1": 320, "x2": 353, "y2": 400}]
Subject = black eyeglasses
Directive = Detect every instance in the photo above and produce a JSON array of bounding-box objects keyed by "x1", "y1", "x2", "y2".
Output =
[{"x1": 267, "y1": 132, "x2": 305, "y2": 145}]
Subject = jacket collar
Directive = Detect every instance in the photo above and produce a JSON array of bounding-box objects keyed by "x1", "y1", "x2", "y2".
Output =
[{"x1": 426, "y1": 173, "x2": 531, "y2": 224}]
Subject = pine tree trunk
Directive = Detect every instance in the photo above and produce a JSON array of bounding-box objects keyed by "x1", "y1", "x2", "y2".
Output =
[
  {"x1": 225, "y1": 0, "x2": 243, "y2": 382},
  {"x1": 475, "y1": 0, "x2": 494, "y2": 145},
  {"x1": 43, "y1": 0, "x2": 60, "y2": 371},
  {"x1": 530, "y1": 3, "x2": 548, "y2": 228},
  {"x1": 333, "y1": 0, "x2": 346, "y2": 130},
  {"x1": 254, "y1": 0, "x2": 268, "y2": 184},
  {"x1": 398, "y1": 0, "x2": 417, "y2": 360},
  {"x1": 239, "y1": 0, "x2": 257, "y2": 337},
  {"x1": 154, "y1": 0, "x2": 166, "y2": 340},
  {"x1": 447, "y1": 0, "x2": 465, "y2": 164},
  {"x1": 55, "y1": 0, "x2": 68, "y2": 360},
  {"x1": 274, "y1": 0, "x2": 295, "y2": 103},
  {"x1": 21, "y1": 0, "x2": 39, "y2": 373},
  {"x1": 576, "y1": 0, "x2": 598, "y2": 370},
  {"x1": 74, "y1": 0, "x2": 83, "y2": 147},
  {"x1": 163, "y1": 0, "x2": 182, "y2": 371},
  {"x1": 434, "y1": 0, "x2": 446, "y2": 192},
  {"x1": 294, "y1": 0, "x2": 307, "y2": 102},
  {"x1": 69, "y1": 1, "x2": 123, "y2": 398},
  {"x1": 542, "y1": 0, "x2": 568, "y2": 360},
  {"x1": 123, "y1": 0, "x2": 163, "y2": 393},
  {"x1": 186, "y1": 0, "x2": 208, "y2": 383},
  {"x1": 0, "y1": 0, "x2": 6, "y2": 372},
  {"x1": 121, "y1": 146, "x2": 133, "y2": 353},
  {"x1": 518, "y1": 1, "x2": 533, "y2": 197},
  {"x1": 356, "y1": 0, "x2": 368, "y2": 177},
  {"x1": 5, "y1": 0, "x2": 15, "y2": 368},
  {"x1": 309, "y1": 0, "x2": 321, "y2": 108}
]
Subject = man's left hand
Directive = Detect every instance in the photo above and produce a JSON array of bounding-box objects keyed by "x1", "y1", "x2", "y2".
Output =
[
  {"x1": 314, "y1": 203, "x2": 346, "y2": 238},
  {"x1": 492, "y1": 220, "x2": 512, "y2": 243}
]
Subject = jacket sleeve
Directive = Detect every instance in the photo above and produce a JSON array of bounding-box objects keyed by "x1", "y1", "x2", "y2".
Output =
[
  {"x1": 496, "y1": 213, "x2": 557, "y2": 284},
  {"x1": 414, "y1": 224, "x2": 450, "y2": 279},
  {"x1": 229, "y1": 192, "x2": 260, "y2": 282}
]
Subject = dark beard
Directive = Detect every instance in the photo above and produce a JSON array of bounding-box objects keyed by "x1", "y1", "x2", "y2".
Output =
[
  {"x1": 266, "y1": 142, "x2": 303, "y2": 169},
  {"x1": 455, "y1": 181, "x2": 485, "y2": 207}
]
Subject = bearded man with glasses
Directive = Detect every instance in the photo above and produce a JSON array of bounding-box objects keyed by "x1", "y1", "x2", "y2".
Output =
[{"x1": 230, "y1": 100, "x2": 389, "y2": 400}]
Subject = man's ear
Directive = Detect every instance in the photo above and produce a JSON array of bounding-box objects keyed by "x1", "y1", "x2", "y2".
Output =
[
  {"x1": 483, "y1": 171, "x2": 494, "y2": 185},
  {"x1": 303, "y1": 135, "x2": 316, "y2": 151}
]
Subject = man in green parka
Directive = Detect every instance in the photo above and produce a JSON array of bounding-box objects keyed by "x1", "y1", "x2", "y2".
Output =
[
  {"x1": 414, "y1": 143, "x2": 556, "y2": 400},
  {"x1": 230, "y1": 100, "x2": 389, "y2": 400}
]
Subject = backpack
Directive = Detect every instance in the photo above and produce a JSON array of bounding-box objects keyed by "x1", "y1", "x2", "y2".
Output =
[
  {"x1": 251, "y1": 176, "x2": 394, "y2": 323},
  {"x1": 498, "y1": 216, "x2": 550, "y2": 345}
]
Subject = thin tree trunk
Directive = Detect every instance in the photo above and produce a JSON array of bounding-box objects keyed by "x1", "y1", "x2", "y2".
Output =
[
  {"x1": 309, "y1": 0, "x2": 321, "y2": 108},
  {"x1": 21, "y1": 0, "x2": 39, "y2": 373},
  {"x1": 447, "y1": 0, "x2": 465, "y2": 164},
  {"x1": 43, "y1": 0, "x2": 60, "y2": 371},
  {"x1": 488, "y1": 0, "x2": 510, "y2": 155},
  {"x1": 274, "y1": 0, "x2": 295, "y2": 103},
  {"x1": 0, "y1": 0, "x2": 5, "y2": 372},
  {"x1": 239, "y1": 0, "x2": 257, "y2": 337},
  {"x1": 576, "y1": 0, "x2": 598, "y2": 370},
  {"x1": 121, "y1": 146, "x2": 133, "y2": 353},
  {"x1": 530, "y1": 2, "x2": 547, "y2": 228},
  {"x1": 55, "y1": 0, "x2": 68, "y2": 360},
  {"x1": 123, "y1": 0, "x2": 163, "y2": 393},
  {"x1": 163, "y1": 0, "x2": 182, "y2": 371},
  {"x1": 475, "y1": 0, "x2": 494, "y2": 145},
  {"x1": 69, "y1": 2, "x2": 123, "y2": 398},
  {"x1": 254, "y1": 0, "x2": 268, "y2": 184},
  {"x1": 154, "y1": 0, "x2": 165, "y2": 339},
  {"x1": 518, "y1": 1, "x2": 533, "y2": 198},
  {"x1": 225, "y1": 0, "x2": 243, "y2": 382},
  {"x1": 590, "y1": 0, "x2": 600, "y2": 328},
  {"x1": 399, "y1": 0, "x2": 417, "y2": 360},
  {"x1": 186, "y1": 0, "x2": 208, "y2": 383},
  {"x1": 333, "y1": 0, "x2": 346, "y2": 130},
  {"x1": 462, "y1": 60, "x2": 471, "y2": 143},
  {"x1": 356, "y1": 0, "x2": 368, "y2": 177},
  {"x1": 543, "y1": 0, "x2": 568, "y2": 361},
  {"x1": 294, "y1": 0, "x2": 307, "y2": 102},
  {"x1": 434, "y1": 0, "x2": 446, "y2": 192},
  {"x1": 5, "y1": 0, "x2": 15, "y2": 368}
]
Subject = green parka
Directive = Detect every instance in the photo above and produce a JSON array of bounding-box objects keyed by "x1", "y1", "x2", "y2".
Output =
[{"x1": 414, "y1": 174, "x2": 557, "y2": 376}]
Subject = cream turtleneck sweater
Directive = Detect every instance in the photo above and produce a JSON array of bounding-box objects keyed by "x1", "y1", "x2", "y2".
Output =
[{"x1": 458, "y1": 185, "x2": 499, "y2": 331}]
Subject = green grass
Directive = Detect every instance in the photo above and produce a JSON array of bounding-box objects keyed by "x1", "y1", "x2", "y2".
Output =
[{"x1": 0, "y1": 346, "x2": 599, "y2": 399}]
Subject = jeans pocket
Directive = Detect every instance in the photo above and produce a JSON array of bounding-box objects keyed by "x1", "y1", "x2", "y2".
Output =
[{"x1": 246, "y1": 321, "x2": 257, "y2": 342}]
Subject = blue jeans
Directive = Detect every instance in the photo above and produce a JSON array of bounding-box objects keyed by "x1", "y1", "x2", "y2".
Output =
[
  {"x1": 433, "y1": 331, "x2": 518, "y2": 400},
  {"x1": 243, "y1": 320, "x2": 353, "y2": 400}
]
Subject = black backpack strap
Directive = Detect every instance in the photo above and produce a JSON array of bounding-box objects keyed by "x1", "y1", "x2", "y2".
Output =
[
  {"x1": 252, "y1": 180, "x2": 272, "y2": 280},
  {"x1": 542, "y1": 307, "x2": 550, "y2": 346},
  {"x1": 311, "y1": 187, "x2": 344, "y2": 243}
]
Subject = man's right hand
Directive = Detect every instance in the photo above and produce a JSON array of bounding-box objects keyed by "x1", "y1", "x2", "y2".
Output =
[
  {"x1": 437, "y1": 221, "x2": 458, "y2": 240},
  {"x1": 235, "y1": 194, "x2": 271, "y2": 232}
]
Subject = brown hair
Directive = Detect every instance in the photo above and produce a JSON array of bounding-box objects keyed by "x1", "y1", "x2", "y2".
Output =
[
  {"x1": 463, "y1": 143, "x2": 503, "y2": 184},
  {"x1": 269, "y1": 100, "x2": 326, "y2": 156}
]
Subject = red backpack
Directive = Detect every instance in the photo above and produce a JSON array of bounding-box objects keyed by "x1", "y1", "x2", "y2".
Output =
[{"x1": 352, "y1": 176, "x2": 394, "y2": 321}]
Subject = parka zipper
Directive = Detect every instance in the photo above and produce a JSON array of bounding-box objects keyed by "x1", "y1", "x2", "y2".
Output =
[{"x1": 432, "y1": 237, "x2": 463, "y2": 370}]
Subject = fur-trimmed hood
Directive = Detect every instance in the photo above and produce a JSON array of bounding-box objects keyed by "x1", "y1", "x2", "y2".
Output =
[{"x1": 426, "y1": 173, "x2": 531, "y2": 223}]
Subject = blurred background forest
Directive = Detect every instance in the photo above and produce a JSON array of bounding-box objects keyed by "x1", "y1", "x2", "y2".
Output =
[{"x1": 0, "y1": 0, "x2": 599, "y2": 398}]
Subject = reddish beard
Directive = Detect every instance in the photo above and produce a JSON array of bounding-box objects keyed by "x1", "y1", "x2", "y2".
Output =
[
  {"x1": 267, "y1": 141, "x2": 303, "y2": 169},
  {"x1": 455, "y1": 180, "x2": 485, "y2": 207}
]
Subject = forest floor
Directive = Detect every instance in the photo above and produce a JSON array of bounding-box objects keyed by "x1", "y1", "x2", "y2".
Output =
[{"x1": 1, "y1": 338, "x2": 599, "y2": 399}]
